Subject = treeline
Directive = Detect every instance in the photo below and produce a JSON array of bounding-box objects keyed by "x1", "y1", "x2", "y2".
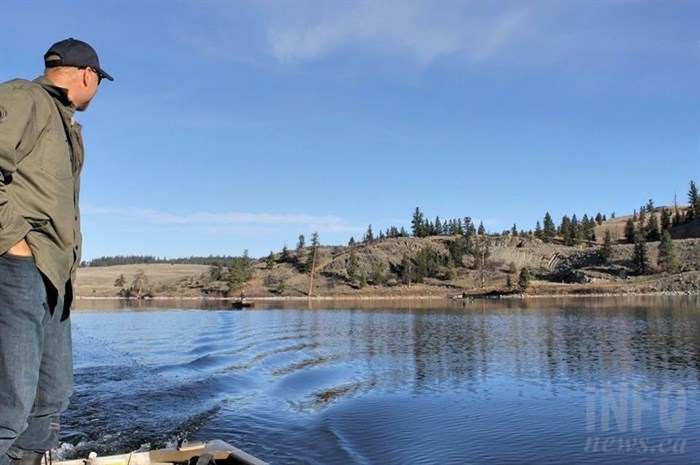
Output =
[
  {"x1": 362, "y1": 180, "x2": 700, "y2": 247},
  {"x1": 84, "y1": 254, "x2": 247, "y2": 267}
]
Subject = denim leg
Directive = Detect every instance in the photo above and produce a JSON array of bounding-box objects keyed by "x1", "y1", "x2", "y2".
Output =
[{"x1": 0, "y1": 254, "x2": 72, "y2": 465}]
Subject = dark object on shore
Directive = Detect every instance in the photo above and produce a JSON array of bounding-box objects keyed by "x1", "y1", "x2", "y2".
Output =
[
  {"x1": 462, "y1": 289, "x2": 520, "y2": 300},
  {"x1": 231, "y1": 298, "x2": 255, "y2": 309}
]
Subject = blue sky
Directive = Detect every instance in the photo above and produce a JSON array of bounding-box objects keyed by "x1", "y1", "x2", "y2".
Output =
[{"x1": 1, "y1": 1, "x2": 698, "y2": 260}]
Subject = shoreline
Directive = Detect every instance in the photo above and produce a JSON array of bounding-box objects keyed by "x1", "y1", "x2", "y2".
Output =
[{"x1": 74, "y1": 290, "x2": 699, "y2": 302}]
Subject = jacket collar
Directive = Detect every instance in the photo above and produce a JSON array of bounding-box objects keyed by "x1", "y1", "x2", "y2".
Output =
[{"x1": 33, "y1": 75, "x2": 75, "y2": 110}]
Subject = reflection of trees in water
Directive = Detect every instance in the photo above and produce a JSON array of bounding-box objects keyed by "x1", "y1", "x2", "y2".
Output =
[{"x1": 330, "y1": 298, "x2": 700, "y2": 393}]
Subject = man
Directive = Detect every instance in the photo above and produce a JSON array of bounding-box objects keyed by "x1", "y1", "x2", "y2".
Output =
[{"x1": 0, "y1": 38, "x2": 113, "y2": 465}]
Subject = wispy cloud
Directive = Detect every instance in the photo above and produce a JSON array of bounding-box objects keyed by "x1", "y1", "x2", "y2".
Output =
[
  {"x1": 82, "y1": 205, "x2": 359, "y2": 234},
  {"x1": 178, "y1": 1, "x2": 693, "y2": 72}
]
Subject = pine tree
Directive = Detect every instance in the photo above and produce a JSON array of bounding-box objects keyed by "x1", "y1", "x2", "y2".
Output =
[
  {"x1": 645, "y1": 198, "x2": 655, "y2": 213},
  {"x1": 660, "y1": 208, "x2": 672, "y2": 232},
  {"x1": 477, "y1": 221, "x2": 486, "y2": 235},
  {"x1": 297, "y1": 234, "x2": 306, "y2": 250},
  {"x1": 687, "y1": 180, "x2": 700, "y2": 222},
  {"x1": 599, "y1": 230, "x2": 614, "y2": 264},
  {"x1": 518, "y1": 267, "x2": 532, "y2": 290},
  {"x1": 266, "y1": 251, "x2": 275, "y2": 270},
  {"x1": 657, "y1": 230, "x2": 678, "y2": 273},
  {"x1": 534, "y1": 220, "x2": 543, "y2": 239},
  {"x1": 560, "y1": 215, "x2": 573, "y2": 246},
  {"x1": 411, "y1": 207, "x2": 426, "y2": 237},
  {"x1": 543, "y1": 212, "x2": 556, "y2": 243},
  {"x1": 280, "y1": 244, "x2": 291, "y2": 263},
  {"x1": 364, "y1": 224, "x2": 374, "y2": 242},
  {"x1": 114, "y1": 274, "x2": 126, "y2": 292},
  {"x1": 632, "y1": 234, "x2": 650, "y2": 275},
  {"x1": 645, "y1": 213, "x2": 660, "y2": 242},
  {"x1": 347, "y1": 246, "x2": 359, "y2": 284},
  {"x1": 434, "y1": 216, "x2": 442, "y2": 236},
  {"x1": 464, "y1": 217, "x2": 476, "y2": 236},
  {"x1": 624, "y1": 218, "x2": 636, "y2": 244},
  {"x1": 305, "y1": 233, "x2": 319, "y2": 276}
]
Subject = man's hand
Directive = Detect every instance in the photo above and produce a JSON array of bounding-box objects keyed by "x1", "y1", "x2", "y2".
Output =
[{"x1": 6, "y1": 238, "x2": 32, "y2": 257}]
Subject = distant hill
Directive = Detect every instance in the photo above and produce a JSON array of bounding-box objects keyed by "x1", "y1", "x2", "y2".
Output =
[{"x1": 76, "y1": 209, "x2": 700, "y2": 299}]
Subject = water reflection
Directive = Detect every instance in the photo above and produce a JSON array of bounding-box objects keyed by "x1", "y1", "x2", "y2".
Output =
[{"x1": 66, "y1": 296, "x2": 700, "y2": 464}]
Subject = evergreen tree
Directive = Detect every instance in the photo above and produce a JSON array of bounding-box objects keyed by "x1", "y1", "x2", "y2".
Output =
[
  {"x1": 306, "y1": 232, "x2": 320, "y2": 274},
  {"x1": 595, "y1": 213, "x2": 604, "y2": 225},
  {"x1": 518, "y1": 267, "x2": 531, "y2": 290},
  {"x1": 447, "y1": 236, "x2": 470, "y2": 267},
  {"x1": 266, "y1": 251, "x2": 275, "y2": 270},
  {"x1": 543, "y1": 212, "x2": 556, "y2": 242},
  {"x1": 370, "y1": 259, "x2": 385, "y2": 285},
  {"x1": 637, "y1": 207, "x2": 646, "y2": 227},
  {"x1": 411, "y1": 207, "x2": 426, "y2": 237},
  {"x1": 581, "y1": 214, "x2": 595, "y2": 241},
  {"x1": 434, "y1": 216, "x2": 442, "y2": 236},
  {"x1": 599, "y1": 230, "x2": 614, "y2": 264},
  {"x1": 297, "y1": 234, "x2": 306, "y2": 250},
  {"x1": 347, "y1": 246, "x2": 359, "y2": 284},
  {"x1": 477, "y1": 221, "x2": 486, "y2": 235},
  {"x1": 632, "y1": 234, "x2": 650, "y2": 275},
  {"x1": 534, "y1": 220, "x2": 543, "y2": 239},
  {"x1": 560, "y1": 215, "x2": 573, "y2": 245},
  {"x1": 645, "y1": 198, "x2": 655, "y2": 213},
  {"x1": 645, "y1": 213, "x2": 660, "y2": 241},
  {"x1": 511, "y1": 224, "x2": 518, "y2": 236},
  {"x1": 280, "y1": 244, "x2": 291, "y2": 263},
  {"x1": 464, "y1": 217, "x2": 476, "y2": 236},
  {"x1": 624, "y1": 218, "x2": 636, "y2": 244},
  {"x1": 660, "y1": 208, "x2": 672, "y2": 232},
  {"x1": 227, "y1": 259, "x2": 250, "y2": 292},
  {"x1": 363, "y1": 224, "x2": 374, "y2": 242},
  {"x1": 657, "y1": 230, "x2": 678, "y2": 273},
  {"x1": 415, "y1": 246, "x2": 440, "y2": 282},
  {"x1": 114, "y1": 274, "x2": 126, "y2": 291},
  {"x1": 687, "y1": 180, "x2": 700, "y2": 222}
]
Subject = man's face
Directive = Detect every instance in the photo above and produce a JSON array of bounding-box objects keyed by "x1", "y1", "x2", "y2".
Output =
[{"x1": 73, "y1": 67, "x2": 100, "y2": 111}]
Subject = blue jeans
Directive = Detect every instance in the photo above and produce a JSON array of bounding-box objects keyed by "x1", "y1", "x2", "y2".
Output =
[{"x1": 0, "y1": 254, "x2": 72, "y2": 465}]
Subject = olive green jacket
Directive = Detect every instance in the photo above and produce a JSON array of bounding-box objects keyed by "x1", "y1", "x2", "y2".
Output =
[{"x1": 0, "y1": 76, "x2": 84, "y2": 307}]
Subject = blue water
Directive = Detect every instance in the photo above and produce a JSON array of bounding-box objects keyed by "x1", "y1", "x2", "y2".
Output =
[{"x1": 61, "y1": 297, "x2": 700, "y2": 464}]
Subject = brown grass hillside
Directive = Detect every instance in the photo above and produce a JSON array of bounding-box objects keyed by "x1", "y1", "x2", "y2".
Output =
[{"x1": 76, "y1": 215, "x2": 700, "y2": 299}]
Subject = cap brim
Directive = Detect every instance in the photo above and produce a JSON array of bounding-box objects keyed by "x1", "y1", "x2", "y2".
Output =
[{"x1": 96, "y1": 68, "x2": 114, "y2": 81}]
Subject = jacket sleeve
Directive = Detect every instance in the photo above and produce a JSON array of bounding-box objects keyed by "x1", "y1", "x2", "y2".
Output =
[{"x1": 0, "y1": 84, "x2": 39, "y2": 252}]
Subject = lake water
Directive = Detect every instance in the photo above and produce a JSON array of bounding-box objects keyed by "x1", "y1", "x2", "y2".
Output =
[{"x1": 61, "y1": 296, "x2": 700, "y2": 465}]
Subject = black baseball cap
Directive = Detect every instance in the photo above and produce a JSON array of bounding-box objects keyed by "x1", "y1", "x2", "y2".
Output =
[{"x1": 44, "y1": 38, "x2": 113, "y2": 82}]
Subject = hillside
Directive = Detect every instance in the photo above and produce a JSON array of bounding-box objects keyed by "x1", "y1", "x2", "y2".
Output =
[{"x1": 75, "y1": 212, "x2": 700, "y2": 299}]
